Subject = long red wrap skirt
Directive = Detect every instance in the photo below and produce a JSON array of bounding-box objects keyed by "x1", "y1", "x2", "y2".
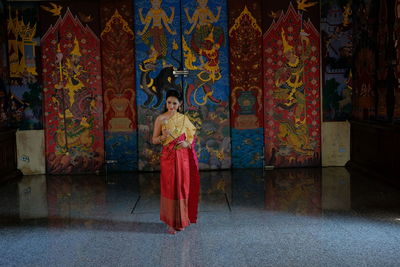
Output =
[{"x1": 160, "y1": 134, "x2": 200, "y2": 229}]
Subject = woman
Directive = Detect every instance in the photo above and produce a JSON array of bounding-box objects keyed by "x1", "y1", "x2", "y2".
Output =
[{"x1": 152, "y1": 90, "x2": 200, "y2": 234}]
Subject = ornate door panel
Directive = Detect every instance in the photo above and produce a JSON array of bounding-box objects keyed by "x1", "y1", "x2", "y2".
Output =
[
  {"x1": 40, "y1": 2, "x2": 104, "y2": 174},
  {"x1": 228, "y1": 1, "x2": 264, "y2": 168},
  {"x1": 100, "y1": 0, "x2": 137, "y2": 171},
  {"x1": 135, "y1": 0, "x2": 230, "y2": 171},
  {"x1": 263, "y1": 2, "x2": 321, "y2": 167}
]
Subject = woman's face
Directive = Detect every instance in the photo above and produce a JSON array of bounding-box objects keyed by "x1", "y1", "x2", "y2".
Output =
[{"x1": 166, "y1": 96, "x2": 181, "y2": 112}]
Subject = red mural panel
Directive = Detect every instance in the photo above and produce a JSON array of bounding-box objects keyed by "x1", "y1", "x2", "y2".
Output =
[
  {"x1": 100, "y1": 1, "x2": 136, "y2": 132},
  {"x1": 394, "y1": 0, "x2": 400, "y2": 121},
  {"x1": 229, "y1": 3, "x2": 263, "y2": 129},
  {"x1": 41, "y1": 8, "x2": 104, "y2": 174},
  {"x1": 263, "y1": 3, "x2": 321, "y2": 167}
]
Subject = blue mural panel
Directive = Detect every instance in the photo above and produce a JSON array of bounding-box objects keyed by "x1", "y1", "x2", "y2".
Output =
[
  {"x1": 134, "y1": 0, "x2": 183, "y2": 171},
  {"x1": 105, "y1": 131, "x2": 137, "y2": 172},
  {"x1": 231, "y1": 128, "x2": 263, "y2": 168},
  {"x1": 181, "y1": 0, "x2": 231, "y2": 170}
]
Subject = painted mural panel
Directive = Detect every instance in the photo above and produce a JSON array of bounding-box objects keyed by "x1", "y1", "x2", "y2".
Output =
[
  {"x1": 263, "y1": 3, "x2": 321, "y2": 167},
  {"x1": 0, "y1": 0, "x2": 10, "y2": 129},
  {"x1": 352, "y1": 0, "x2": 378, "y2": 120},
  {"x1": 40, "y1": 3, "x2": 104, "y2": 174},
  {"x1": 394, "y1": 0, "x2": 400, "y2": 122},
  {"x1": 182, "y1": 0, "x2": 231, "y2": 169},
  {"x1": 321, "y1": 0, "x2": 352, "y2": 121},
  {"x1": 100, "y1": 0, "x2": 137, "y2": 171},
  {"x1": 7, "y1": 3, "x2": 43, "y2": 130},
  {"x1": 134, "y1": 0, "x2": 182, "y2": 171},
  {"x1": 265, "y1": 168, "x2": 322, "y2": 216},
  {"x1": 228, "y1": 2, "x2": 264, "y2": 168}
]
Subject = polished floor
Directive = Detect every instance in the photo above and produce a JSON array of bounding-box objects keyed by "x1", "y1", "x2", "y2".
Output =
[{"x1": 1, "y1": 167, "x2": 400, "y2": 266}]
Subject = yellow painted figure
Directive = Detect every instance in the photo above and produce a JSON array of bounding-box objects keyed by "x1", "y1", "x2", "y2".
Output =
[
  {"x1": 273, "y1": 28, "x2": 314, "y2": 155},
  {"x1": 138, "y1": 0, "x2": 176, "y2": 59},
  {"x1": 184, "y1": 0, "x2": 221, "y2": 35}
]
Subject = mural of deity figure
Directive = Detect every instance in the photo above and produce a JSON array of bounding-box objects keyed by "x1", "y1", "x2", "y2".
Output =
[
  {"x1": 273, "y1": 28, "x2": 314, "y2": 155},
  {"x1": 53, "y1": 37, "x2": 93, "y2": 124},
  {"x1": 184, "y1": 0, "x2": 224, "y2": 107},
  {"x1": 137, "y1": 0, "x2": 176, "y2": 60},
  {"x1": 51, "y1": 36, "x2": 97, "y2": 156}
]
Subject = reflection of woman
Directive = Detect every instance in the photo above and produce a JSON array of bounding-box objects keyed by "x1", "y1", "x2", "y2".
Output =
[{"x1": 152, "y1": 90, "x2": 200, "y2": 234}]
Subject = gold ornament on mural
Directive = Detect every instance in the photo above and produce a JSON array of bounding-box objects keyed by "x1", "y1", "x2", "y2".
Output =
[
  {"x1": 296, "y1": 0, "x2": 317, "y2": 12},
  {"x1": 182, "y1": 37, "x2": 199, "y2": 71},
  {"x1": 228, "y1": 6, "x2": 261, "y2": 36},
  {"x1": 40, "y1": 2, "x2": 63, "y2": 17},
  {"x1": 342, "y1": 3, "x2": 352, "y2": 27},
  {"x1": 101, "y1": 9, "x2": 134, "y2": 39}
]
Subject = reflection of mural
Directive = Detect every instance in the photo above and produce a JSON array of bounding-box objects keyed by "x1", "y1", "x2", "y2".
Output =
[
  {"x1": 7, "y1": 3, "x2": 43, "y2": 130},
  {"x1": 265, "y1": 168, "x2": 321, "y2": 216},
  {"x1": 47, "y1": 176, "x2": 106, "y2": 228},
  {"x1": 352, "y1": 0, "x2": 378, "y2": 120},
  {"x1": 183, "y1": 0, "x2": 231, "y2": 169},
  {"x1": 229, "y1": 4, "x2": 263, "y2": 168},
  {"x1": 264, "y1": 3, "x2": 320, "y2": 167},
  {"x1": 134, "y1": 0, "x2": 181, "y2": 171},
  {"x1": 41, "y1": 8, "x2": 104, "y2": 174},
  {"x1": 100, "y1": 0, "x2": 137, "y2": 171},
  {"x1": 394, "y1": 0, "x2": 400, "y2": 122},
  {"x1": 321, "y1": 0, "x2": 352, "y2": 121}
]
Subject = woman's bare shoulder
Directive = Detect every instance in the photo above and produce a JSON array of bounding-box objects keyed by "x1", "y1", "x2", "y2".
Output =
[{"x1": 155, "y1": 112, "x2": 168, "y2": 122}]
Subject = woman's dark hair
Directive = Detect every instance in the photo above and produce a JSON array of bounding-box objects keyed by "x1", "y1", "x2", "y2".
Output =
[
  {"x1": 163, "y1": 89, "x2": 183, "y2": 113},
  {"x1": 166, "y1": 89, "x2": 183, "y2": 101}
]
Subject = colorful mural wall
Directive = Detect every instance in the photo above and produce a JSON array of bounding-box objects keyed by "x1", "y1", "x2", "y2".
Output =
[
  {"x1": 263, "y1": 2, "x2": 321, "y2": 167},
  {"x1": 7, "y1": 3, "x2": 43, "y2": 130},
  {"x1": 228, "y1": 1, "x2": 264, "y2": 168},
  {"x1": 100, "y1": 0, "x2": 137, "y2": 171},
  {"x1": 2, "y1": 0, "x2": 398, "y2": 173},
  {"x1": 321, "y1": 0, "x2": 352, "y2": 121},
  {"x1": 40, "y1": 3, "x2": 104, "y2": 174}
]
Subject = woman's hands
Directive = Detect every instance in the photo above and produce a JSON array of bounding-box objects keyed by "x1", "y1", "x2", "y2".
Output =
[
  {"x1": 175, "y1": 140, "x2": 190, "y2": 149},
  {"x1": 159, "y1": 129, "x2": 170, "y2": 143}
]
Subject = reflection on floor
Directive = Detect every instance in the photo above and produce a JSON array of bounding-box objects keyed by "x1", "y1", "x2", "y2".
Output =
[{"x1": 1, "y1": 167, "x2": 400, "y2": 266}]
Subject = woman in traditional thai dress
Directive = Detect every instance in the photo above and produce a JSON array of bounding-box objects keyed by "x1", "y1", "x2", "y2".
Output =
[{"x1": 152, "y1": 90, "x2": 200, "y2": 234}]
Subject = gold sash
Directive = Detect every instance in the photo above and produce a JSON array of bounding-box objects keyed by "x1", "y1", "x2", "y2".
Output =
[{"x1": 161, "y1": 113, "x2": 196, "y2": 146}]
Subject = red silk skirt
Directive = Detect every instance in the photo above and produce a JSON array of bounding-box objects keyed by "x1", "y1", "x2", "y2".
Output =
[{"x1": 160, "y1": 134, "x2": 200, "y2": 229}]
